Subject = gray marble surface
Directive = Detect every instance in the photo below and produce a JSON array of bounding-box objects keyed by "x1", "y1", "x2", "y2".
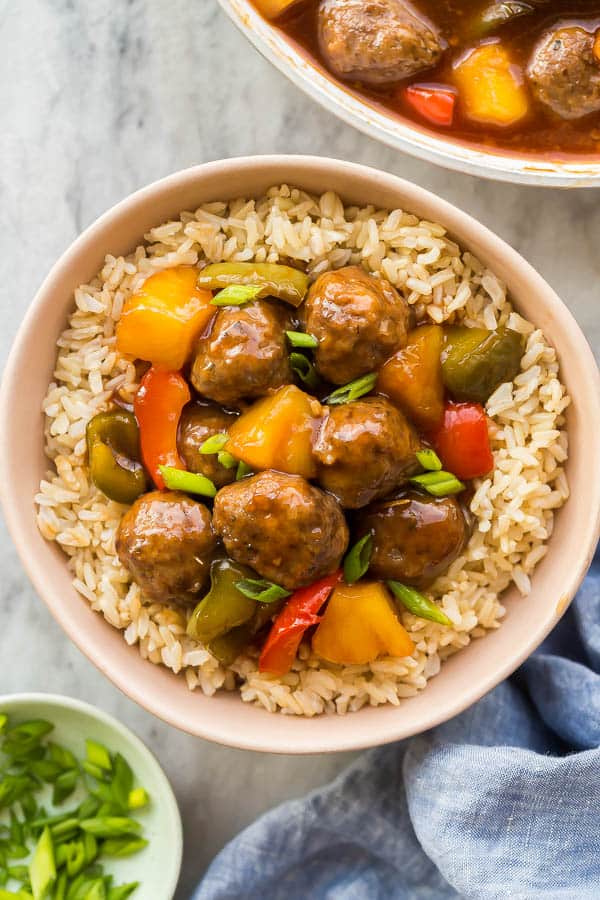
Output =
[{"x1": 0, "y1": 1, "x2": 599, "y2": 897}]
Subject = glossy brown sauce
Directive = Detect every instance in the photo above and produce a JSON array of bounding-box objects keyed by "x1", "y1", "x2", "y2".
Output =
[{"x1": 251, "y1": 0, "x2": 600, "y2": 159}]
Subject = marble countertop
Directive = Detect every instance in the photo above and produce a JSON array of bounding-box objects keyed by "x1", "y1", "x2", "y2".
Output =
[{"x1": 1, "y1": 2, "x2": 599, "y2": 896}]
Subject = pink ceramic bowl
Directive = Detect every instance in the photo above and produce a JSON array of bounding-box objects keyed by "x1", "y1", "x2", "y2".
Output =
[{"x1": 2, "y1": 156, "x2": 599, "y2": 753}]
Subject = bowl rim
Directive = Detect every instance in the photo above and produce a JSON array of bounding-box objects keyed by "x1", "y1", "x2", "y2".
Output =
[
  {"x1": 0, "y1": 691, "x2": 183, "y2": 899},
  {"x1": 1, "y1": 154, "x2": 600, "y2": 754},
  {"x1": 219, "y1": 0, "x2": 600, "y2": 188}
]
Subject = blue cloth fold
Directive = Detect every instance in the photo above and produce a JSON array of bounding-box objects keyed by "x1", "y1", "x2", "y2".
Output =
[{"x1": 195, "y1": 550, "x2": 600, "y2": 899}]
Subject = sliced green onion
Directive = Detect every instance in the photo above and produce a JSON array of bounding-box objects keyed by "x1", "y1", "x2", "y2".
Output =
[
  {"x1": 109, "y1": 754, "x2": 133, "y2": 813},
  {"x1": 217, "y1": 450, "x2": 237, "y2": 470},
  {"x1": 53, "y1": 871, "x2": 67, "y2": 900},
  {"x1": 7, "y1": 721, "x2": 54, "y2": 744},
  {"x1": 29, "y1": 826, "x2": 56, "y2": 900},
  {"x1": 158, "y1": 466, "x2": 217, "y2": 498},
  {"x1": 102, "y1": 837, "x2": 149, "y2": 858},
  {"x1": 325, "y1": 373, "x2": 376, "y2": 406},
  {"x1": 409, "y1": 470, "x2": 465, "y2": 497},
  {"x1": 7, "y1": 865, "x2": 28, "y2": 882},
  {"x1": 82, "y1": 761, "x2": 106, "y2": 781},
  {"x1": 236, "y1": 461, "x2": 253, "y2": 481},
  {"x1": 79, "y1": 817, "x2": 142, "y2": 839},
  {"x1": 107, "y1": 883, "x2": 139, "y2": 900},
  {"x1": 200, "y1": 433, "x2": 229, "y2": 455},
  {"x1": 211, "y1": 284, "x2": 263, "y2": 307},
  {"x1": 289, "y1": 352, "x2": 319, "y2": 390},
  {"x1": 415, "y1": 449, "x2": 443, "y2": 472},
  {"x1": 64, "y1": 841, "x2": 86, "y2": 877},
  {"x1": 235, "y1": 579, "x2": 291, "y2": 604},
  {"x1": 286, "y1": 330, "x2": 318, "y2": 349},
  {"x1": 343, "y1": 535, "x2": 373, "y2": 585},
  {"x1": 85, "y1": 741, "x2": 112, "y2": 773},
  {"x1": 127, "y1": 788, "x2": 149, "y2": 811},
  {"x1": 0, "y1": 890, "x2": 36, "y2": 900},
  {"x1": 52, "y1": 770, "x2": 78, "y2": 806},
  {"x1": 84, "y1": 882, "x2": 107, "y2": 900},
  {"x1": 387, "y1": 581, "x2": 453, "y2": 627},
  {"x1": 47, "y1": 743, "x2": 77, "y2": 772}
]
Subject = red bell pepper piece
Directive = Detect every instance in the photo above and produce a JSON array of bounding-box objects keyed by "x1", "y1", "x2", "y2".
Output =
[
  {"x1": 259, "y1": 571, "x2": 342, "y2": 676},
  {"x1": 134, "y1": 366, "x2": 190, "y2": 489},
  {"x1": 430, "y1": 401, "x2": 494, "y2": 481},
  {"x1": 404, "y1": 84, "x2": 457, "y2": 126}
]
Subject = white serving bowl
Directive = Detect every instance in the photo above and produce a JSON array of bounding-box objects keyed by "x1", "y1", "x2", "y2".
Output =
[
  {"x1": 1, "y1": 156, "x2": 599, "y2": 754},
  {"x1": 220, "y1": 0, "x2": 600, "y2": 188}
]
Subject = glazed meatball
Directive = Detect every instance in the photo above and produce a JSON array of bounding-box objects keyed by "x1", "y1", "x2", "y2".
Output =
[
  {"x1": 190, "y1": 300, "x2": 292, "y2": 407},
  {"x1": 212, "y1": 470, "x2": 349, "y2": 590},
  {"x1": 356, "y1": 490, "x2": 470, "y2": 586},
  {"x1": 116, "y1": 491, "x2": 217, "y2": 606},
  {"x1": 178, "y1": 402, "x2": 238, "y2": 489},
  {"x1": 305, "y1": 266, "x2": 409, "y2": 384},
  {"x1": 318, "y1": 0, "x2": 443, "y2": 86},
  {"x1": 528, "y1": 25, "x2": 600, "y2": 120},
  {"x1": 314, "y1": 397, "x2": 420, "y2": 509}
]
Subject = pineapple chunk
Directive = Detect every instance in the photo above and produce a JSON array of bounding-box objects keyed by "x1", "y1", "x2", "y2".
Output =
[{"x1": 454, "y1": 43, "x2": 529, "y2": 127}]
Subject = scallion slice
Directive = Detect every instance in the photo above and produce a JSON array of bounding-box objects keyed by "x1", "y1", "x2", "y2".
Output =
[
  {"x1": 343, "y1": 535, "x2": 373, "y2": 585},
  {"x1": 200, "y1": 433, "x2": 229, "y2": 455},
  {"x1": 415, "y1": 448, "x2": 443, "y2": 472},
  {"x1": 410, "y1": 470, "x2": 465, "y2": 497},
  {"x1": 387, "y1": 581, "x2": 453, "y2": 627},
  {"x1": 235, "y1": 578, "x2": 291, "y2": 604},
  {"x1": 29, "y1": 826, "x2": 56, "y2": 900},
  {"x1": 289, "y1": 352, "x2": 319, "y2": 390},
  {"x1": 325, "y1": 373, "x2": 377, "y2": 406},
  {"x1": 158, "y1": 466, "x2": 217, "y2": 498},
  {"x1": 286, "y1": 330, "x2": 318, "y2": 349},
  {"x1": 210, "y1": 284, "x2": 263, "y2": 307},
  {"x1": 236, "y1": 461, "x2": 253, "y2": 481},
  {"x1": 217, "y1": 451, "x2": 237, "y2": 470}
]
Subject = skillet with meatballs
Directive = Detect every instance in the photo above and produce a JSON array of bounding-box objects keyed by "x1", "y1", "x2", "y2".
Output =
[
  {"x1": 252, "y1": 0, "x2": 600, "y2": 158},
  {"x1": 84, "y1": 257, "x2": 523, "y2": 676}
]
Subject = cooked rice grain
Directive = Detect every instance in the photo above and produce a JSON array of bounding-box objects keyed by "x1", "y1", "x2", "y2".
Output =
[{"x1": 36, "y1": 186, "x2": 570, "y2": 716}]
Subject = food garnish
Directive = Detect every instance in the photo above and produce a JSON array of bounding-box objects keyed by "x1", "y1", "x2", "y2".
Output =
[
  {"x1": 0, "y1": 714, "x2": 149, "y2": 898},
  {"x1": 387, "y1": 581, "x2": 453, "y2": 627},
  {"x1": 325, "y1": 373, "x2": 377, "y2": 406},
  {"x1": 285, "y1": 331, "x2": 318, "y2": 349},
  {"x1": 158, "y1": 466, "x2": 217, "y2": 498},
  {"x1": 343, "y1": 535, "x2": 373, "y2": 585},
  {"x1": 235, "y1": 578, "x2": 291, "y2": 604},
  {"x1": 211, "y1": 284, "x2": 264, "y2": 307}
]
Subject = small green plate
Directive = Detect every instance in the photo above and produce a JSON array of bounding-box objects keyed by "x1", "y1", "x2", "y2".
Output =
[{"x1": 0, "y1": 693, "x2": 182, "y2": 900}]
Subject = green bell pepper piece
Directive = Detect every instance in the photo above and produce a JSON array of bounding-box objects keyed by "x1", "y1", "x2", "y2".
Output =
[
  {"x1": 187, "y1": 559, "x2": 257, "y2": 644},
  {"x1": 442, "y1": 326, "x2": 524, "y2": 403},
  {"x1": 86, "y1": 410, "x2": 148, "y2": 505},
  {"x1": 197, "y1": 262, "x2": 309, "y2": 308}
]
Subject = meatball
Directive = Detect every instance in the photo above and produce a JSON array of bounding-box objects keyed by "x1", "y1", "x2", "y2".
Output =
[
  {"x1": 356, "y1": 490, "x2": 470, "y2": 586},
  {"x1": 116, "y1": 491, "x2": 217, "y2": 606},
  {"x1": 314, "y1": 397, "x2": 420, "y2": 509},
  {"x1": 318, "y1": 0, "x2": 443, "y2": 86},
  {"x1": 178, "y1": 402, "x2": 238, "y2": 489},
  {"x1": 212, "y1": 470, "x2": 349, "y2": 590},
  {"x1": 190, "y1": 300, "x2": 292, "y2": 407},
  {"x1": 304, "y1": 266, "x2": 409, "y2": 384},
  {"x1": 528, "y1": 25, "x2": 600, "y2": 120}
]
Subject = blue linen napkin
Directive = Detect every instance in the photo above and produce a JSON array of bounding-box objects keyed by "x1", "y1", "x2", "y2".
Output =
[{"x1": 195, "y1": 548, "x2": 600, "y2": 899}]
